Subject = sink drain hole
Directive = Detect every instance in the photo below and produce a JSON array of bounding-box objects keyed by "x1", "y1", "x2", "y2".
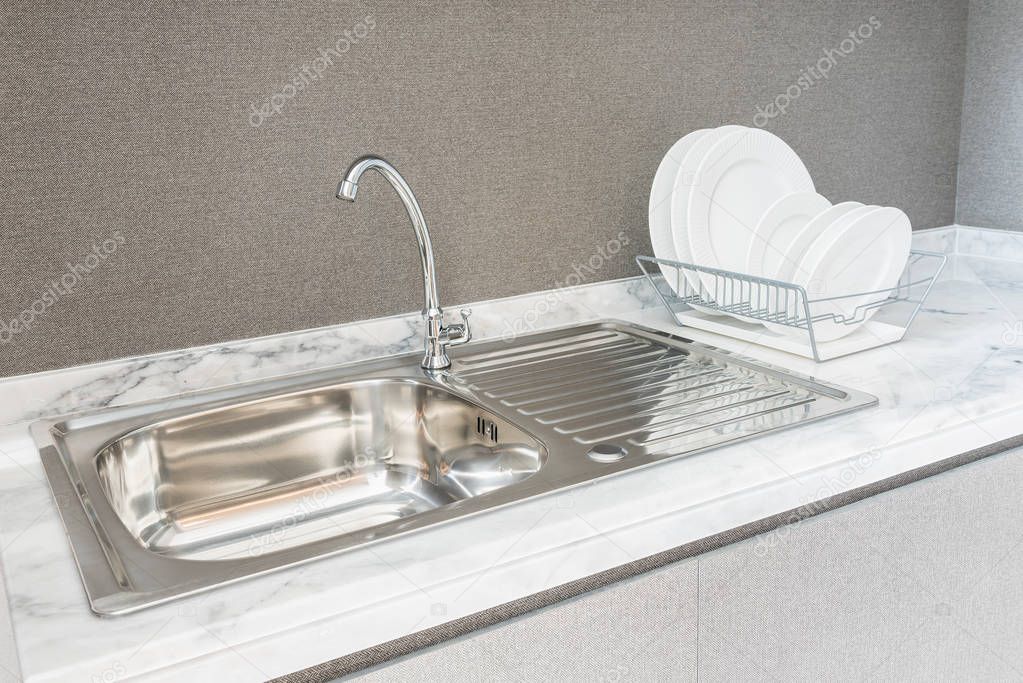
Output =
[{"x1": 587, "y1": 443, "x2": 627, "y2": 463}]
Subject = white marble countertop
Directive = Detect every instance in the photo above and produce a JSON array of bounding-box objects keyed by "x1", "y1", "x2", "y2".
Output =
[{"x1": 0, "y1": 225, "x2": 1021, "y2": 682}]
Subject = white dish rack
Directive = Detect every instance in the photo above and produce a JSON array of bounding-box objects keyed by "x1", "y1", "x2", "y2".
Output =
[{"x1": 636, "y1": 250, "x2": 946, "y2": 361}]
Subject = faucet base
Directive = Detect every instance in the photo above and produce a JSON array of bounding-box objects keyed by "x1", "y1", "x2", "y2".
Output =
[{"x1": 421, "y1": 352, "x2": 452, "y2": 370}]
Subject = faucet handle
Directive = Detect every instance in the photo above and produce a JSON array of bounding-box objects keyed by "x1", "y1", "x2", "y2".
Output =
[{"x1": 444, "y1": 308, "x2": 472, "y2": 347}]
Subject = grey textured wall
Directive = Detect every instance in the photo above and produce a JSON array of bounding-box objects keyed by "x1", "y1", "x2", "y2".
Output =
[
  {"x1": 1, "y1": 1, "x2": 967, "y2": 377},
  {"x1": 957, "y1": 0, "x2": 1023, "y2": 230},
  {"x1": 355, "y1": 446, "x2": 1023, "y2": 681}
]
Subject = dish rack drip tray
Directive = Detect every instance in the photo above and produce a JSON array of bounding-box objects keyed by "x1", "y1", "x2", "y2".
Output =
[{"x1": 636, "y1": 250, "x2": 946, "y2": 361}]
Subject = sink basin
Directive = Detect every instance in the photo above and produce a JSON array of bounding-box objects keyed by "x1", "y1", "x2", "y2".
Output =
[
  {"x1": 33, "y1": 320, "x2": 876, "y2": 614},
  {"x1": 95, "y1": 379, "x2": 545, "y2": 561}
]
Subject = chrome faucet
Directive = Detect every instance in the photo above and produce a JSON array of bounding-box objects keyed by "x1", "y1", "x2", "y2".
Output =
[{"x1": 337, "y1": 155, "x2": 471, "y2": 370}]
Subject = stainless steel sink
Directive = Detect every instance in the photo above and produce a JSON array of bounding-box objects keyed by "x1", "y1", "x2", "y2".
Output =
[
  {"x1": 33, "y1": 321, "x2": 876, "y2": 615},
  {"x1": 94, "y1": 380, "x2": 545, "y2": 562}
]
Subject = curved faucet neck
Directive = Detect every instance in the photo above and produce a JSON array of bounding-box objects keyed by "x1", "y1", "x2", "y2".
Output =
[
  {"x1": 337, "y1": 155, "x2": 471, "y2": 369},
  {"x1": 338, "y1": 156, "x2": 441, "y2": 314}
]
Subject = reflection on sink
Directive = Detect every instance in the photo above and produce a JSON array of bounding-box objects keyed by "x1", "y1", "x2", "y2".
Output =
[{"x1": 95, "y1": 380, "x2": 545, "y2": 561}]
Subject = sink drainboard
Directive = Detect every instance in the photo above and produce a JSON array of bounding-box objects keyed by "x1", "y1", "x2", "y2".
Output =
[{"x1": 452, "y1": 325, "x2": 833, "y2": 457}]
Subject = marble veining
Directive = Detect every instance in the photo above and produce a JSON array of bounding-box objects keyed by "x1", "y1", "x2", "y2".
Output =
[
  {"x1": 0, "y1": 276, "x2": 660, "y2": 430},
  {"x1": 4, "y1": 226, "x2": 1023, "y2": 682}
]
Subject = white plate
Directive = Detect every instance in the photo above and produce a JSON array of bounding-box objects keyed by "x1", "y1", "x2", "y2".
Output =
[
  {"x1": 746, "y1": 191, "x2": 831, "y2": 330},
  {"x1": 795, "y1": 206, "x2": 912, "y2": 342},
  {"x1": 773, "y1": 201, "x2": 864, "y2": 283},
  {"x1": 687, "y1": 129, "x2": 814, "y2": 303},
  {"x1": 746, "y1": 191, "x2": 831, "y2": 281},
  {"x1": 668, "y1": 125, "x2": 745, "y2": 313},
  {"x1": 765, "y1": 201, "x2": 866, "y2": 335},
  {"x1": 648, "y1": 130, "x2": 708, "y2": 291}
]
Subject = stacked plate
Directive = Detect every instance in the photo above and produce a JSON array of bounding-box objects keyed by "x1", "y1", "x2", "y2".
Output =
[{"x1": 649, "y1": 125, "x2": 912, "y2": 342}]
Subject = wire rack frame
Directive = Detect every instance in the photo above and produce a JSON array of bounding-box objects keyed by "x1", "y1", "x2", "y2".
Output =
[{"x1": 636, "y1": 250, "x2": 947, "y2": 361}]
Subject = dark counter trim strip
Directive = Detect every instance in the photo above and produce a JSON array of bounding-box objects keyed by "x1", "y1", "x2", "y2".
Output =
[{"x1": 271, "y1": 432, "x2": 1023, "y2": 682}]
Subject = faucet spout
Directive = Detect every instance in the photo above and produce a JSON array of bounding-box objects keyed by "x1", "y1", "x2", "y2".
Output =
[
  {"x1": 337, "y1": 178, "x2": 360, "y2": 201},
  {"x1": 336, "y1": 155, "x2": 471, "y2": 369},
  {"x1": 338, "y1": 156, "x2": 441, "y2": 314}
]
